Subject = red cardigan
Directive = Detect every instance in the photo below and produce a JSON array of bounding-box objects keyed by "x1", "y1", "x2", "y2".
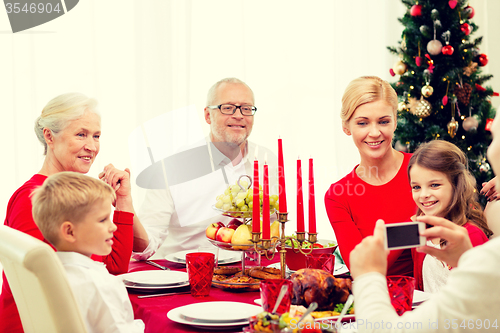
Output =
[
  {"x1": 0, "y1": 174, "x2": 134, "y2": 333},
  {"x1": 325, "y1": 153, "x2": 417, "y2": 276},
  {"x1": 411, "y1": 222, "x2": 489, "y2": 291}
]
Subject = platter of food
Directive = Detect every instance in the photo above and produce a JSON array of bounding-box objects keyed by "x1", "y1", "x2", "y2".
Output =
[{"x1": 212, "y1": 266, "x2": 281, "y2": 291}]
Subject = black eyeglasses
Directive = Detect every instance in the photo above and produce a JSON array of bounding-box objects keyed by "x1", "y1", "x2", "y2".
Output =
[{"x1": 207, "y1": 104, "x2": 257, "y2": 116}]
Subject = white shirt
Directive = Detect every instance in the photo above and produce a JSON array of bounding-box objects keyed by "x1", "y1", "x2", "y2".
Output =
[
  {"x1": 56, "y1": 252, "x2": 144, "y2": 333},
  {"x1": 353, "y1": 236, "x2": 500, "y2": 332},
  {"x1": 133, "y1": 140, "x2": 278, "y2": 259},
  {"x1": 422, "y1": 240, "x2": 450, "y2": 293}
]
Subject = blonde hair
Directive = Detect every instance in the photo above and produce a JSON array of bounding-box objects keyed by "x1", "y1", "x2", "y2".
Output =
[
  {"x1": 206, "y1": 77, "x2": 254, "y2": 106},
  {"x1": 31, "y1": 172, "x2": 115, "y2": 246},
  {"x1": 34, "y1": 93, "x2": 99, "y2": 155},
  {"x1": 341, "y1": 76, "x2": 398, "y2": 127},
  {"x1": 408, "y1": 140, "x2": 493, "y2": 239}
]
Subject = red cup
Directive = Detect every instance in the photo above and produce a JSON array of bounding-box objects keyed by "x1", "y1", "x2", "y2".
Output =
[
  {"x1": 305, "y1": 253, "x2": 335, "y2": 274},
  {"x1": 260, "y1": 279, "x2": 293, "y2": 315},
  {"x1": 186, "y1": 252, "x2": 215, "y2": 297},
  {"x1": 387, "y1": 276, "x2": 415, "y2": 315}
]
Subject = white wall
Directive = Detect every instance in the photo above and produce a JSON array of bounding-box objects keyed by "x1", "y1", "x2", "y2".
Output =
[{"x1": 0, "y1": 0, "x2": 499, "y2": 245}]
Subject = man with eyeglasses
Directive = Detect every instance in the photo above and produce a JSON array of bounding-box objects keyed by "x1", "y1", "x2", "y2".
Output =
[{"x1": 132, "y1": 78, "x2": 277, "y2": 259}]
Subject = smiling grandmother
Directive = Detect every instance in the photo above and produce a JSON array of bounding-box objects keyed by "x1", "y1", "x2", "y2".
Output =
[{"x1": 0, "y1": 93, "x2": 138, "y2": 333}]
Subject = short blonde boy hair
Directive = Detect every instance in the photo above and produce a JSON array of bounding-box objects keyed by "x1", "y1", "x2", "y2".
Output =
[
  {"x1": 32, "y1": 172, "x2": 115, "y2": 246},
  {"x1": 341, "y1": 76, "x2": 398, "y2": 127}
]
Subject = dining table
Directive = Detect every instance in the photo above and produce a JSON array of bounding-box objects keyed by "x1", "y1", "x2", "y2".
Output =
[{"x1": 127, "y1": 254, "x2": 282, "y2": 333}]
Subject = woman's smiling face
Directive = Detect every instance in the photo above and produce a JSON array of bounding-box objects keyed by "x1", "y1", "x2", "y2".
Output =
[{"x1": 343, "y1": 99, "x2": 397, "y2": 161}]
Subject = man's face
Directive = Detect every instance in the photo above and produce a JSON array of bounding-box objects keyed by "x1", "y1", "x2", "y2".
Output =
[{"x1": 204, "y1": 82, "x2": 255, "y2": 147}]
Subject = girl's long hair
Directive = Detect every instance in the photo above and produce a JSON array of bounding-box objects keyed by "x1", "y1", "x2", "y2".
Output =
[{"x1": 408, "y1": 140, "x2": 493, "y2": 239}]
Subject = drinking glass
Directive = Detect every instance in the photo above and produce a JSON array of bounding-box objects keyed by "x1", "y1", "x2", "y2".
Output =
[
  {"x1": 186, "y1": 252, "x2": 215, "y2": 297},
  {"x1": 387, "y1": 275, "x2": 415, "y2": 315}
]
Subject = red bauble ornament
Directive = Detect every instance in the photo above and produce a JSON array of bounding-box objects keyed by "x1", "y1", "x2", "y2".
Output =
[
  {"x1": 448, "y1": 0, "x2": 457, "y2": 9},
  {"x1": 460, "y1": 23, "x2": 471, "y2": 35},
  {"x1": 485, "y1": 118, "x2": 494, "y2": 132},
  {"x1": 410, "y1": 4, "x2": 422, "y2": 16},
  {"x1": 478, "y1": 54, "x2": 489, "y2": 66},
  {"x1": 389, "y1": 68, "x2": 396, "y2": 77},
  {"x1": 415, "y1": 56, "x2": 422, "y2": 67},
  {"x1": 464, "y1": 5, "x2": 475, "y2": 19},
  {"x1": 442, "y1": 45, "x2": 454, "y2": 55},
  {"x1": 442, "y1": 95, "x2": 448, "y2": 106}
]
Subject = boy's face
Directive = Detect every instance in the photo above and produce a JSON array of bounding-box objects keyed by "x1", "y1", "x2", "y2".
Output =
[{"x1": 72, "y1": 197, "x2": 116, "y2": 257}]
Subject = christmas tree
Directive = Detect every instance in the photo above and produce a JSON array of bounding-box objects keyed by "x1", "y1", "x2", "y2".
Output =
[{"x1": 388, "y1": 0, "x2": 498, "y2": 200}]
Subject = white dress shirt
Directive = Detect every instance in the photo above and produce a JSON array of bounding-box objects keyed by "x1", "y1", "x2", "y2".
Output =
[
  {"x1": 133, "y1": 140, "x2": 277, "y2": 259},
  {"x1": 353, "y1": 236, "x2": 500, "y2": 332},
  {"x1": 56, "y1": 252, "x2": 144, "y2": 333}
]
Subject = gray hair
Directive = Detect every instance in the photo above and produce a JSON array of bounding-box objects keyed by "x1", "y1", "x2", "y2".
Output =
[
  {"x1": 206, "y1": 77, "x2": 254, "y2": 106},
  {"x1": 34, "y1": 93, "x2": 99, "y2": 155}
]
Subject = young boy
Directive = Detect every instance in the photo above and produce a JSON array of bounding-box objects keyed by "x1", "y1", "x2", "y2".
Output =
[{"x1": 31, "y1": 172, "x2": 144, "y2": 333}]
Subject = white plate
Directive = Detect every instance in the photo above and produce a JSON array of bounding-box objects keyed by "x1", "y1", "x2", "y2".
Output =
[
  {"x1": 179, "y1": 301, "x2": 261, "y2": 322},
  {"x1": 166, "y1": 250, "x2": 241, "y2": 265},
  {"x1": 120, "y1": 270, "x2": 188, "y2": 286},
  {"x1": 167, "y1": 302, "x2": 261, "y2": 329},
  {"x1": 413, "y1": 290, "x2": 431, "y2": 306}
]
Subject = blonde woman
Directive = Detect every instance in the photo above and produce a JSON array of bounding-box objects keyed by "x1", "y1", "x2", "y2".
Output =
[{"x1": 325, "y1": 76, "x2": 416, "y2": 276}]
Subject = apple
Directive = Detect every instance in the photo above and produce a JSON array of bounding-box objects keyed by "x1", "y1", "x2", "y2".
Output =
[
  {"x1": 206, "y1": 221, "x2": 224, "y2": 240},
  {"x1": 227, "y1": 218, "x2": 243, "y2": 230},
  {"x1": 216, "y1": 227, "x2": 235, "y2": 244},
  {"x1": 231, "y1": 224, "x2": 253, "y2": 250}
]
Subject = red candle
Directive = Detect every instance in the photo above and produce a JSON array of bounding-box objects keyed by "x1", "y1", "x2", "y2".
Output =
[
  {"x1": 296, "y1": 158, "x2": 305, "y2": 233},
  {"x1": 262, "y1": 163, "x2": 270, "y2": 239},
  {"x1": 252, "y1": 159, "x2": 260, "y2": 233},
  {"x1": 278, "y1": 138, "x2": 287, "y2": 212},
  {"x1": 308, "y1": 158, "x2": 316, "y2": 234}
]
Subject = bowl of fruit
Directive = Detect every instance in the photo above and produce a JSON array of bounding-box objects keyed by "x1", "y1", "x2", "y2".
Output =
[
  {"x1": 206, "y1": 218, "x2": 281, "y2": 251},
  {"x1": 284, "y1": 238, "x2": 338, "y2": 271},
  {"x1": 213, "y1": 176, "x2": 279, "y2": 219}
]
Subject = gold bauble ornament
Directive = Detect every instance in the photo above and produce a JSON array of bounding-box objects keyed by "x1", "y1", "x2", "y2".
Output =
[
  {"x1": 398, "y1": 101, "x2": 408, "y2": 112},
  {"x1": 409, "y1": 97, "x2": 432, "y2": 118},
  {"x1": 421, "y1": 84, "x2": 434, "y2": 98},
  {"x1": 447, "y1": 117, "x2": 459, "y2": 138},
  {"x1": 393, "y1": 60, "x2": 407, "y2": 75}
]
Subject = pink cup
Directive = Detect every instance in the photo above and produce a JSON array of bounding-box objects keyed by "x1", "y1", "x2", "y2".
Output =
[
  {"x1": 305, "y1": 253, "x2": 335, "y2": 274},
  {"x1": 387, "y1": 275, "x2": 415, "y2": 315},
  {"x1": 260, "y1": 279, "x2": 293, "y2": 315},
  {"x1": 186, "y1": 252, "x2": 215, "y2": 297}
]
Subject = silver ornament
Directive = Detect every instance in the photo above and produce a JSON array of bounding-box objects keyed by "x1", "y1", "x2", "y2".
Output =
[
  {"x1": 398, "y1": 101, "x2": 407, "y2": 112},
  {"x1": 427, "y1": 40, "x2": 443, "y2": 56},
  {"x1": 462, "y1": 116, "x2": 479, "y2": 132},
  {"x1": 480, "y1": 163, "x2": 491, "y2": 173}
]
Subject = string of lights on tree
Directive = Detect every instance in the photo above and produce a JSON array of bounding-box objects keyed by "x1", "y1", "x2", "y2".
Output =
[{"x1": 388, "y1": 0, "x2": 498, "y2": 197}]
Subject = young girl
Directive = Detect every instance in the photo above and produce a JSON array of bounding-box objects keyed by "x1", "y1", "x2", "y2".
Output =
[{"x1": 408, "y1": 140, "x2": 493, "y2": 293}]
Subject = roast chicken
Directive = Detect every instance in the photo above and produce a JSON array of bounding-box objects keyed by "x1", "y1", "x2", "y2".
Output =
[{"x1": 290, "y1": 268, "x2": 352, "y2": 311}]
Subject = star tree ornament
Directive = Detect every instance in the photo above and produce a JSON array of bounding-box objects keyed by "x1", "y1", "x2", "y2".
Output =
[{"x1": 447, "y1": 103, "x2": 459, "y2": 138}]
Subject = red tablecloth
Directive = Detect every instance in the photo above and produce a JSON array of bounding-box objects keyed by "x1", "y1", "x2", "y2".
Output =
[{"x1": 128, "y1": 256, "x2": 280, "y2": 333}]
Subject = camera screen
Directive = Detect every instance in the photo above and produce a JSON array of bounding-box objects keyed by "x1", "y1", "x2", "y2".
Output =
[{"x1": 386, "y1": 224, "x2": 421, "y2": 248}]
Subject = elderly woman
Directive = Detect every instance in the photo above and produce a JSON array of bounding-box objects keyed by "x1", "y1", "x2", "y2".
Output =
[
  {"x1": 0, "y1": 93, "x2": 138, "y2": 333},
  {"x1": 324, "y1": 76, "x2": 416, "y2": 276}
]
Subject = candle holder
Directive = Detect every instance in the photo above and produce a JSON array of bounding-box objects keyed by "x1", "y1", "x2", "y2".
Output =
[{"x1": 249, "y1": 211, "x2": 318, "y2": 279}]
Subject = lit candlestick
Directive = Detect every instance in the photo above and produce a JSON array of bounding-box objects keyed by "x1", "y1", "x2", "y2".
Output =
[
  {"x1": 308, "y1": 157, "x2": 316, "y2": 234},
  {"x1": 296, "y1": 158, "x2": 305, "y2": 233},
  {"x1": 262, "y1": 162, "x2": 270, "y2": 239},
  {"x1": 278, "y1": 138, "x2": 287, "y2": 212},
  {"x1": 252, "y1": 158, "x2": 260, "y2": 233}
]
